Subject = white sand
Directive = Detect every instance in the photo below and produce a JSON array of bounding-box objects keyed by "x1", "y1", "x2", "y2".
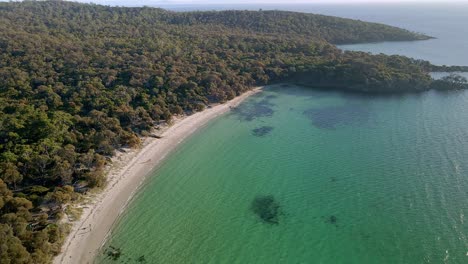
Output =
[{"x1": 54, "y1": 88, "x2": 262, "y2": 264}]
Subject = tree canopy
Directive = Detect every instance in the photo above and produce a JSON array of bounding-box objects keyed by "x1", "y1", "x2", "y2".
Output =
[{"x1": 0, "y1": 1, "x2": 466, "y2": 263}]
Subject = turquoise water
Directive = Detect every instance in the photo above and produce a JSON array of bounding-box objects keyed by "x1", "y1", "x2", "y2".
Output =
[
  {"x1": 97, "y1": 4, "x2": 468, "y2": 264},
  {"x1": 98, "y1": 85, "x2": 468, "y2": 263}
]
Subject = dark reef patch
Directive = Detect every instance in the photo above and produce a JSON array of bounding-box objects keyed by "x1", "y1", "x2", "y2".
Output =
[
  {"x1": 303, "y1": 104, "x2": 369, "y2": 130},
  {"x1": 325, "y1": 215, "x2": 338, "y2": 227},
  {"x1": 137, "y1": 255, "x2": 147, "y2": 263},
  {"x1": 264, "y1": 94, "x2": 278, "y2": 100},
  {"x1": 105, "y1": 246, "x2": 122, "y2": 261},
  {"x1": 251, "y1": 195, "x2": 282, "y2": 225},
  {"x1": 360, "y1": 232, "x2": 371, "y2": 240},
  {"x1": 252, "y1": 126, "x2": 274, "y2": 137},
  {"x1": 232, "y1": 96, "x2": 275, "y2": 121}
]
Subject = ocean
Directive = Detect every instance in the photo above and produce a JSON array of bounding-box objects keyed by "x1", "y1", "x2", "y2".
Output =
[{"x1": 97, "y1": 3, "x2": 468, "y2": 263}]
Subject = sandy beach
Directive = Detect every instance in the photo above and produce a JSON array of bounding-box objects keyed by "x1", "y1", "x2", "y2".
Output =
[{"x1": 54, "y1": 88, "x2": 262, "y2": 264}]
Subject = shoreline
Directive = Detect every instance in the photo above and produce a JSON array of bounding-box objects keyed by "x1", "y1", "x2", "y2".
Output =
[{"x1": 54, "y1": 87, "x2": 262, "y2": 264}]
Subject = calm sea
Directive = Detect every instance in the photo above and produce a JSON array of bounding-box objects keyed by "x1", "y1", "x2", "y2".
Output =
[{"x1": 97, "y1": 4, "x2": 468, "y2": 264}]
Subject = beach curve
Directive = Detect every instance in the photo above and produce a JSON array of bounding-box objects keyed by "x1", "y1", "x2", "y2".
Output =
[{"x1": 54, "y1": 87, "x2": 262, "y2": 264}]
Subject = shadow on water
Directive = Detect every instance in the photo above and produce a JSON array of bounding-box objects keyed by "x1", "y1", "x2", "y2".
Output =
[
  {"x1": 303, "y1": 103, "x2": 370, "y2": 130},
  {"x1": 251, "y1": 195, "x2": 282, "y2": 225},
  {"x1": 268, "y1": 84, "x2": 331, "y2": 99},
  {"x1": 252, "y1": 126, "x2": 274, "y2": 137}
]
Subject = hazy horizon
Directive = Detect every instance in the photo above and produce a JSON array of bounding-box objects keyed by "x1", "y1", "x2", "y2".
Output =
[
  {"x1": 72, "y1": 0, "x2": 468, "y2": 3},
  {"x1": 3, "y1": 0, "x2": 468, "y2": 7}
]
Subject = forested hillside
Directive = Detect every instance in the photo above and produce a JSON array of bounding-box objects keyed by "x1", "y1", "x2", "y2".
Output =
[
  {"x1": 160, "y1": 10, "x2": 432, "y2": 44},
  {"x1": 0, "y1": 1, "x2": 466, "y2": 263}
]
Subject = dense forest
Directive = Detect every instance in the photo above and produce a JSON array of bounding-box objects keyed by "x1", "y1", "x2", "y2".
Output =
[{"x1": 0, "y1": 1, "x2": 467, "y2": 263}]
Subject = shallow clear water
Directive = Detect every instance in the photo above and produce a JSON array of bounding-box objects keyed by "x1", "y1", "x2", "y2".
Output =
[
  {"x1": 97, "y1": 85, "x2": 468, "y2": 263},
  {"x1": 97, "y1": 4, "x2": 468, "y2": 264}
]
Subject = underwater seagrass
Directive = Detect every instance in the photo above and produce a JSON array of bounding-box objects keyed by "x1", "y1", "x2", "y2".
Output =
[
  {"x1": 105, "y1": 246, "x2": 122, "y2": 261},
  {"x1": 326, "y1": 215, "x2": 338, "y2": 227},
  {"x1": 251, "y1": 195, "x2": 282, "y2": 224},
  {"x1": 252, "y1": 126, "x2": 274, "y2": 137},
  {"x1": 232, "y1": 97, "x2": 275, "y2": 121},
  {"x1": 303, "y1": 103, "x2": 369, "y2": 130}
]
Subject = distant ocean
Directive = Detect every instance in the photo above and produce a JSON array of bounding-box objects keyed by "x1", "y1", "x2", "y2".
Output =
[{"x1": 97, "y1": 3, "x2": 468, "y2": 264}]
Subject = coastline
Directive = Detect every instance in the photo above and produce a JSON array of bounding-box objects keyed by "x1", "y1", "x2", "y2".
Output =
[{"x1": 54, "y1": 87, "x2": 262, "y2": 264}]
